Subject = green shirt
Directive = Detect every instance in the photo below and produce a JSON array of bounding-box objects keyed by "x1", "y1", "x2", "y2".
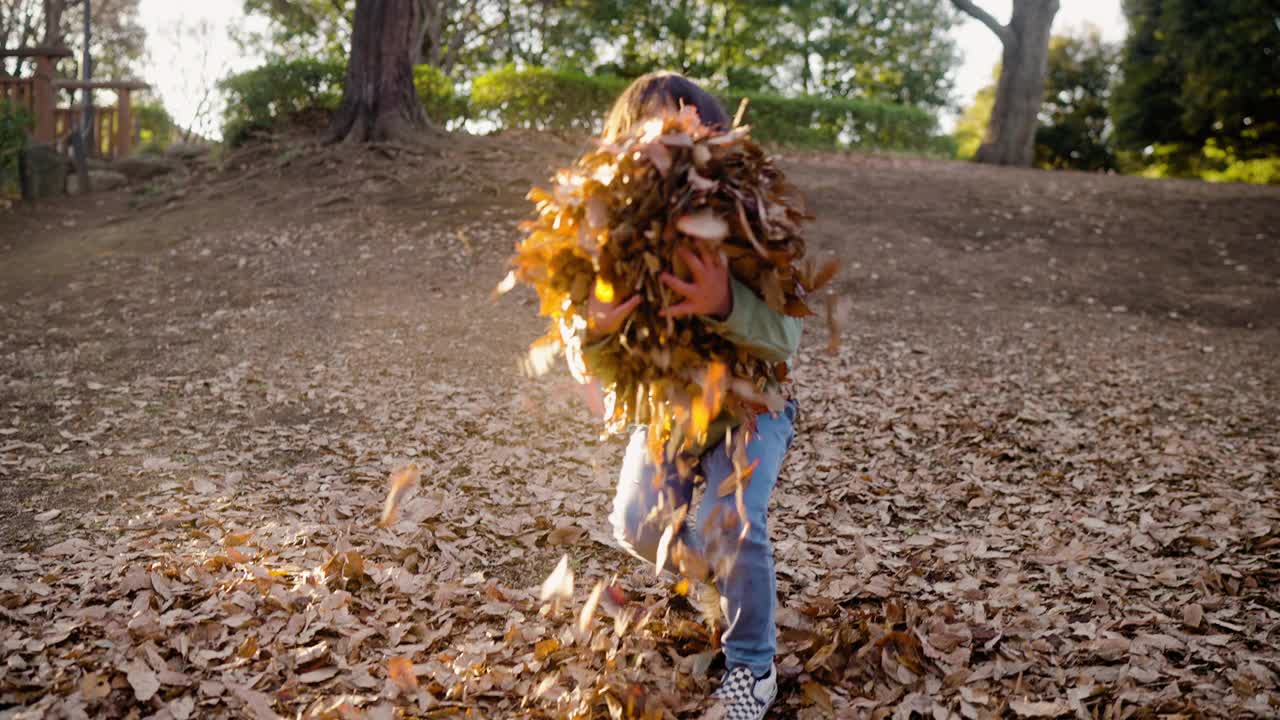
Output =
[{"x1": 582, "y1": 277, "x2": 802, "y2": 452}]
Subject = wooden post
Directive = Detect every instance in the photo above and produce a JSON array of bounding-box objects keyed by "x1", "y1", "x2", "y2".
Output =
[
  {"x1": 1, "y1": 47, "x2": 74, "y2": 144},
  {"x1": 115, "y1": 88, "x2": 132, "y2": 158},
  {"x1": 31, "y1": 54, "x2": 57, "y2": 144}
]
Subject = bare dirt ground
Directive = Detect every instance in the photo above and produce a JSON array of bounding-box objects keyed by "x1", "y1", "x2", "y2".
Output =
[{"x1": 0, "y1": 131, "x2": 1277, "y2": 719}]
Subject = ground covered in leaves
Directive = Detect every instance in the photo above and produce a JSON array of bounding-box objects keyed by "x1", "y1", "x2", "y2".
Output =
[{"x1": 1, "y1": 133, "x2": 1277, "y2": 719}]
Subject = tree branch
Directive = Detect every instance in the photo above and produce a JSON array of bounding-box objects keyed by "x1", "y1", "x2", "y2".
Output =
[{"x1": 951, "y1": 0, "x2": 1011, "y2": 45}]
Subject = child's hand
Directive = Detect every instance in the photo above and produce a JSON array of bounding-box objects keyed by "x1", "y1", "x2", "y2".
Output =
[
  {"x1": 660, "y1": 244, "x2": 732, "y2": 320},
  {"x1": 586, "y1": 294, "x2": 641, "y2": 340}
]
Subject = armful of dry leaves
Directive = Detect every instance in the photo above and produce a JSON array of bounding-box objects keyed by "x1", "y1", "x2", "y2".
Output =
[{"x1": 497, "y1": 106, "x2": 838, "y2": 462}]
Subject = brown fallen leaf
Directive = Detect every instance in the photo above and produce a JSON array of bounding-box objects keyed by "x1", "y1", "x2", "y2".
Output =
[
  {"x1": 230, "y1": 684, "x2": 280, "y2": 720},
  {"x1": 169, "y1": 695, "x2": 196, "y2": 720},
  {"x1": 1183, "y1": 602, "x2": 1204, "y2": 629},
  {"x1": 801, "y1": 681, "x2": 835, "y2": 713},
  {"x1": 126, "y1": 658, "x2": 159, "y2": 702},
  {"x1": 1009, "y1": 698, "x2": 1072, "y2": 717},
  {"x1": 379, "y1": 463, "x2": 421, "y2": 527},
  {"x1": 299, "y1": 667, "x2": 339, "y2": 684},
  {"x1": 79, "y1": 672, "x2": 110, "y2": 701},
  {"x1": 547, "y1": 524, "x2": 587, "y2": 546}
]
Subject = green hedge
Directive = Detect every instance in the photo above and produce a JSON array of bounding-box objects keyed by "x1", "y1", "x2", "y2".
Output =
[
  {"x1": 722, "y1": 91, "x2": 942, "y2": 152},
  {"x1": 1, "y1": 101, "x2": 32, "y2": 194},
  {"x1": 413, "y1": 64, "x2": 468, "y2": 126},
  {"x1": 470, "y1": 64, "x2": 627, "y2": 131},
  {"x1": 469, "y1": 65, "x2": 942, "y2": 153},
  {"x1": 220, "y1": 60, "x2": 466, "y2": 145},
  {"x1": 218, "y1": 60, "x2": 944, "y2": 155},
  {"x1": 220, "y1": 59, "x2": 346, "y2": 146}
]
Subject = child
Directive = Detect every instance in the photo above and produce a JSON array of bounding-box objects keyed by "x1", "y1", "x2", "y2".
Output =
[{"x1": 581, "y1": 71, "x2": 802, "y2": 720}]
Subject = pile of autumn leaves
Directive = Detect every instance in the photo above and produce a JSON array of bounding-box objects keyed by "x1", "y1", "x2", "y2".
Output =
[{"x1": 499, "y1": 107, "x2": 836, "y2": 462}]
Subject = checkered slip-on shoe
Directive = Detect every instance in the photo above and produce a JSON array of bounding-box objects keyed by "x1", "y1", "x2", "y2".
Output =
[{"x1": 710, "y1": 664, "x2": 777, "y2": 720}]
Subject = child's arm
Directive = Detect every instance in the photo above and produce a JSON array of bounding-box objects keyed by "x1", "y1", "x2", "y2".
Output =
[
  {"x1": 703, "y1": 276, "x2": 802, "y2": 364},
  {"x1": 661, "y1": 245, "x2": 802, "y2": 364}
]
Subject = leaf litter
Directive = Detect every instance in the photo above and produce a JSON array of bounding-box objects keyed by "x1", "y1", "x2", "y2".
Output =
[{"x1": 0, "y1": 138, "x2": 1277, "y2": 719}]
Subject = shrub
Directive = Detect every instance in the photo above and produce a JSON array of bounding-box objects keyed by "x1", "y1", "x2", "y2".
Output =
[
  {"x1": 470, "y1": 65, "x2": 942, "y2": 153},
  {"x1": 1133, "y1": 142, "x2": 1280, "y2": 186},
  {"x1": 722, "y1": 91, "x2": 940, "y2": 152},
  {"x1": 471, "y1": 65, "x2": 627, "y2": 132},
  {"x1": 1, "y1": 101, "x2": 33, "y2": 195},
  {"x1": 413, "y1": 64, "x2": 467, "y2": 127},
  {"x1": 218, "y1": 60, "x2": 943, "y2": 155},
  {"x1": 134, "y1": 99, "x2": 176, "y2": 154},
  {"x1": 220, "y1": 60, "x2": 470, "y2": 143},
  {"x1": 219, "y1": 59, "x2": 346, "y2": 145}
]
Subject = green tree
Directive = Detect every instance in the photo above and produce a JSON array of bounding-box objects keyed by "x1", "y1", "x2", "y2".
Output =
[
  {"x1": 0, "y1": 0, "x2": 145, "y2": 79},
  {"x1": 955, "y1": 26, "x2": 1118, "y2": 172},
  {"x1": 1035, "y1": 26, "x2": 1117, "y2": 171},
  {"x1": 954, "y1": 70, "x2": 995, "y2": 160},
  {"x1": 238, "y1": 0, "x2": 354, "y2": 62},
  {"x1": 777, "y1": 0, "x2": 958, "y2": 108},
  {"x1": 1112, "y1": 0, "x2": 1280, "y2": 163},
  {"x1": 239, "y1": 0, "x2": 959, "y2": 109}
]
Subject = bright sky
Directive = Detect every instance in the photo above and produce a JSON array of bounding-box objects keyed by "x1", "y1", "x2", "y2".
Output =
[{"x1": 138, "y1": 0, "x2": 1127, "y2": 139}]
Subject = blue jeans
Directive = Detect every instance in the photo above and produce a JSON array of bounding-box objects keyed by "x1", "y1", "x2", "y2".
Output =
[{"x1": 609, "y1": 401, "x2": 797, "y2": 676}]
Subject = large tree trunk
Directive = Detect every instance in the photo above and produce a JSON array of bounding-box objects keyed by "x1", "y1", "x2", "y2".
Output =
[
  {"x1": 44, "y1": 0, "x2": 67, "y2": 45},
  {"x1": 953, "y1": 0, "x2": 1059, "y2": 166},
  {"x1": 327, "y1": 0, "x2": 428, "y2": 144}
]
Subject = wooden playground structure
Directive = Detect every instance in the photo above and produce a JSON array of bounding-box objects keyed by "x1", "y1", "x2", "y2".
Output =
[{"x1": 1, "y1": 46, "x2": 149, "y2": 160}]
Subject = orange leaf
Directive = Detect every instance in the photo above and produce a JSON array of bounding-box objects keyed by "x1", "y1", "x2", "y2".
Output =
[
  {"x1": 534, "y1": 638, "x2": 560, "y2": 660},
  {"x1": 801, "y1": 682, "x2": 834, "y2": 713},
  {"x1": 380, "y1": 463, "x2": 421, "y2": 528},
  {"x1": 387, "y1": 656, "x2": 418, "y2": 694},
  {"x1": 810, "y1": 256, "x2": 841, "y2": 291}
]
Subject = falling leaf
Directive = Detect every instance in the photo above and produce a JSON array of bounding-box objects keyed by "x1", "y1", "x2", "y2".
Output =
[
  {"x1": 493, "y1": 270, "x2": 518, "y2": 297},
  {"x1": 675, "y1": 210, "x2": 729, "y2": 242},
  {"x1": 586, "y1": 194, "x2": 609, "y2": 230},
  {"x1": 578, "y1": 580, "x2": 605, "y2": 634},
  {"x1": 379, "y1": 463, "x2": 421, "y2": 527},
  {"x1": 593, "y1": 276, "x2": 615, "y2": 304},
  {"x1": 540, "y1": 554, "x2": 574, "y2": 604}
]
